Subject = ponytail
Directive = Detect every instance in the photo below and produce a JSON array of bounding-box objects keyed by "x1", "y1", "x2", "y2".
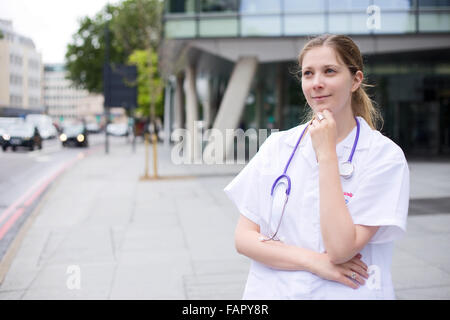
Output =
[{"x1": 352, "y1": 84, "x2": 383, "y2": 130}]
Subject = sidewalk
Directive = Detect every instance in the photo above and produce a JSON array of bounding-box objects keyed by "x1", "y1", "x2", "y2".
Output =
[{"x1": 0, "y1": 138, "x2": 449, "y2": 299}]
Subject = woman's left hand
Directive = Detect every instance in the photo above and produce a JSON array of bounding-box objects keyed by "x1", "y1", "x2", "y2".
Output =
[{"x1": 309, "y1": 109, "x2": 338, "y2": 162}]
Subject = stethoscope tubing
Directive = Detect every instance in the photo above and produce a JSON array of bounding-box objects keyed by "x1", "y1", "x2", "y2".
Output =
[{"x1": 262, "y1": 117, "x2": 360, "y2": 242}]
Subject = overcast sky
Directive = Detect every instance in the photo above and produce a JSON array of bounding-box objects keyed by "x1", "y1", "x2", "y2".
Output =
[{"x1": 0, "y1": 0, "x2": 118, "y2": 64}]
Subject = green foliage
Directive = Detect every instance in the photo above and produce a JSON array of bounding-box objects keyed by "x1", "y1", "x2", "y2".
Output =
[
  {"x1": 65, "y1": 4, "x2": 126, "y2": 93},
  {"x1": 65, "y1": 0, "x2": 163, "y2": 95},
  {"x1": 0, "y1": 30, "x2": 4, "y2": 39},
  {"x1": 128, "y1": 49, "x2": 163, "y2": 118},
  {"x1": 111, "y1": 0, "x2": 162, "y2": 53}
]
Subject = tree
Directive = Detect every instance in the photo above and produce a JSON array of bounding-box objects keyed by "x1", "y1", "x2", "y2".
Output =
[
  {"x1": 116, "y1": 0, "x2": 164, "y2": 119},
  {"x1": 65, "y1": 4, "x2": 121, "y2": 93},
  {"x1": 128, "y1": 49, "x2": 163, "y2": 118},
  {"x1": 65, "y1": 0, "x2": 162, "y2": 94},
  {"x1": 111, "y1": 0, "x2": 162, "y2": 53}
]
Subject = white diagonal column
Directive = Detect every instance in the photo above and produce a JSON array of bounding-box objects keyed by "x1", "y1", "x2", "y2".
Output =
[
  {"x1": 203, "y1": 56, "x2": 258, "y2": 163},
  {"x1": 184, "y1": 63, "x2": 200, "y2": 162}
]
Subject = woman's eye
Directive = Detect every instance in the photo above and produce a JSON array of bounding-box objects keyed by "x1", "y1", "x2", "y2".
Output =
[
  {"x1": 326, "y1": 68, "x2": 335, "y2": 73},
  {"x1": 302, "y1": 71, "x2": 311, "y2": 76}
]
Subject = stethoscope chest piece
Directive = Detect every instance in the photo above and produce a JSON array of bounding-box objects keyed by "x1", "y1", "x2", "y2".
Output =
[{"x1": 339, "y1": 161, "x2": 354, "y2": 179}]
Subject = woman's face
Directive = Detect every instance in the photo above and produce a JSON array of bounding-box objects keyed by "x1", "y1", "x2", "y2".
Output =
[{"x1": 301, "y1": 46, "x2": 362, "y2": 117}]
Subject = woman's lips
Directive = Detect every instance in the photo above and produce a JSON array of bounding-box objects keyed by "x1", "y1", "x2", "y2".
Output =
[{"x1": 313, "y1": 95, "x2": 331, "y2": 101}]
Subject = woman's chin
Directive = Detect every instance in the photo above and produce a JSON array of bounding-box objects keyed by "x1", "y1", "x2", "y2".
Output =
[{"x1": 311, "y1": 105, "x2": 329, "y2": 113}]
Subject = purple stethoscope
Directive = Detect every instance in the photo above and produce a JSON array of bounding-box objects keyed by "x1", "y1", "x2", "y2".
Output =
[{"x1": 260, "y1": 117, "x2": 360, "y2": 242}]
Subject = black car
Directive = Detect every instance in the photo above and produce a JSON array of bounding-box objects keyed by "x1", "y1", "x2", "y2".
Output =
[
  {"x1": 60, "y1": 124, "x2": 89, "y2": 148},
  {"x1": 2, "y1": 123, "x2": 42, "y2": 151}
]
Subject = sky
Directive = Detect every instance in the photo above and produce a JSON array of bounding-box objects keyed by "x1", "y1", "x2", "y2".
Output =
[{"x1": 0, "y1": 0, "x2": 118, "y2": 64}]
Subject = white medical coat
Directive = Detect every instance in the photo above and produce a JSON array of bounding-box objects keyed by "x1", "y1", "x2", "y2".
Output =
[{"x1": 224, "y1": 117, "x2": 410, "y2": 299}]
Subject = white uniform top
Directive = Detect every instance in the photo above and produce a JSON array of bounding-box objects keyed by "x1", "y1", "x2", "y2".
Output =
[{"x1": 224, "y1": 117, "x2": 410, "y2": 300}]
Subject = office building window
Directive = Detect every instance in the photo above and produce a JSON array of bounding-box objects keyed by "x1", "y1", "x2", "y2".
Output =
[
  {"x1": 199, "y1": 18, "x2": 238, "y2": 36},
  {"x1": 285, "y1": 15, "x2": 326, "y2": 35},
  {"x1": 373, "y1": 12, "x2": 417, "y2": 33},
  {"x1": 165, "y1": 19, "x2": 196, "y2": 38},
  {"x1": 166, "y1": 0, "x2": 196, "y2": 13},
  {"x1": 200, "y1": 0, "x2": 238, "y2": 12},
  {"x1": 418, "y1": 0, "x2": 450, "y2": 31},
  {"x1": 328, "y1": 0, "x2": 371, "y2": 11},
  {"x1": 284, "y1": 0, "x2": 325, "y2": 12},
  {"x1": 241, "y1": 16, "x2": 281, "y2": 36},
  {"x1": 374, "y1": 0, "x2": 415, "y2": 10},
  {"x1": 329, "y1": 12, "x2": 370, "y2": 34},
  {"x1": 240, "y1": 0, "x2": 281, "y2": 14},
  {"x1": 418, "y1": 0, "x2": 450, "y2": 8},
  {"x1": 419, "y1": 11, "x2": 450, "y2": 31}
]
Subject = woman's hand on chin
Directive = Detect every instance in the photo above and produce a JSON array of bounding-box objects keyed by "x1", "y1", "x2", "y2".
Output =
[{"x1": 309, "y1": 109, "x2": 338, "y2": 162}]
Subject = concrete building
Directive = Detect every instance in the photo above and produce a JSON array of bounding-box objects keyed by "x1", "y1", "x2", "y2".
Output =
[
  {"x1": 0, "y1": 19, "x2": 43, "y2": 116},
  {"x1": 160, "y1": 0, "x2": 450, "y2": 159},
  {"x1": 43, "y1": 64, "x2": 104, "y2": 124}
]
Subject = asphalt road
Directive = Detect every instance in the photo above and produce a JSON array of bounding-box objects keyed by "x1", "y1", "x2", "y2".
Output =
[{"x1": 0, "y1": 133, "x2": 107, "y2": 261}]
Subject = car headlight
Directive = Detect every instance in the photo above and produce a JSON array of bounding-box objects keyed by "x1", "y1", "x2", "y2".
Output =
[
  {"x1": 2, "y1": 134, "x2": 10, "y2": 141},
  {"x1": 60, "y1": 134, "x2": 67, "y2": 142},
  {"x1": 77, "y1": 134, "x2": 85, "y2": 142}
]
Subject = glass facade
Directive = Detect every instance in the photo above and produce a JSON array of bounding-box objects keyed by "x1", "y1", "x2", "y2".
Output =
[
  {"x1": 365, "y1": 49, "x2": 450, "y2": 156},
  {"x1": 164, "y1": 0, "x2": 450, "y2": 38},
  {"x1": 264, "y1": 49, "x2": 450, "y2": 157},
  {"x1": 163, "y1": 1, "x2": 450, "y2": 157},
  {"x1": 187, "y1": 48, "x2": 450, "y2": 157}
]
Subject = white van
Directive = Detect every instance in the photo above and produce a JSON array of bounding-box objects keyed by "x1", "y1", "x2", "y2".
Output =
[{"x1": 26, "y1": 114, "x2": 57, "y2": 139}]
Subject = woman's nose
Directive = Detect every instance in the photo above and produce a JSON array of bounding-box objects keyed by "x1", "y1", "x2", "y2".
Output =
[{"x1": 312, "y1": 74, "x2": 324, "y2": 90}]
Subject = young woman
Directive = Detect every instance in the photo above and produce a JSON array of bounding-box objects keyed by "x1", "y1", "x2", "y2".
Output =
[{"x1": 224, "y1": 34, "x2": 409, "y2": 299}]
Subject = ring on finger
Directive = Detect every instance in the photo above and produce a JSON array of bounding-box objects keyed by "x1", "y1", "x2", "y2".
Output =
[
  {"x1": 317, "y1": 113, "x2": 324, "y2": 121},
  {"x1": 351, "y1": 272, "x2": 357, "y2": 280}
]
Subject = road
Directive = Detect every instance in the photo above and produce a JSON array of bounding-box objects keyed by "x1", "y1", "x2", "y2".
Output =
[{"x1": 0, "y1": 133, "x2": 110, "y2": 261}]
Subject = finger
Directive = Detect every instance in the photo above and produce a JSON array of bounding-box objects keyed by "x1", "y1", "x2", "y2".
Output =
[
  {"x1": 337, "y1": 274, "x2": 359, "y2": 290},
  {"x1": 311, "y1": 119, "x2": 320, "y2": 128},
  {"x1": 351, "y1": 256, "x2": 368, "y2": 271},
  {"x1": 353, "y1": 259, "x2": 368, "y2": 272},
  {"x1": 348, "y1": 262, "x2": 369, "y2": 279},
  {"x1": 345, "y1": 269, "x2": 366, "y2": 286},
  {"x1": 322, "y1": 109, "x2": 334, "y2": 120},
  {"x1": 349, "y1": 259, "x2": 368, "y2": 274}
]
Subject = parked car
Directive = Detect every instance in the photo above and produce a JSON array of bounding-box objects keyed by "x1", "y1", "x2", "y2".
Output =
[
  {"x1": 86, "y1": 122, "x2": 101, "y2": 134},
  {"x1": 2, "y1": 123, "x2": 42, "y2": 151},
  {"x1": 60, "y1": 124, "x2": 89, "y2": 148},
  {"x1": 106, "y1": 123, "x2": 129, "y2": 136},
  {"x1": 0, "y1": 125, "x2": 8, "y2": 147},
  {"x1": 0, "y1": 117, "x2": 23, "y2": 148}
]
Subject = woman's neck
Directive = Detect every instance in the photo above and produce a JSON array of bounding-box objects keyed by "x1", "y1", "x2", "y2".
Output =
[{"x1": 334, "y1": 107, "x2": 356, "y2": 144}]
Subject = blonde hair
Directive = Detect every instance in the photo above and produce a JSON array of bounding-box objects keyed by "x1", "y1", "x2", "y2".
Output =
[{"x1": 297, "y1": 34, "x2": 382, "y2": 130}]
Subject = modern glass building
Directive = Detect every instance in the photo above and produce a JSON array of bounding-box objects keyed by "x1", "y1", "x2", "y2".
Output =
[{"x1": 160, "y1": 0, "x2": 450, "y2": 158}]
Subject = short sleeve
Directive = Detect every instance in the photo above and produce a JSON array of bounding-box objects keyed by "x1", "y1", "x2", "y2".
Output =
[
  {"x1": 347, "y1": 146, "x2": 410, "y2": 244},
  {"x1": 224, "y1": 134, "x2": 275, "y2": 225}
]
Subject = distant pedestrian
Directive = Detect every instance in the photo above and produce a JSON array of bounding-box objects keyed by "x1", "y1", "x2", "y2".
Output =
[{"x1": 225, "y1": 34, "x2": 409, "y2": 299}]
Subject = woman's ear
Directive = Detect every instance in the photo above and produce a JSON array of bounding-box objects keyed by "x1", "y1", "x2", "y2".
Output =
[{"x1": 351, "y1": 71, "x2": 364, "y2": 92}]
